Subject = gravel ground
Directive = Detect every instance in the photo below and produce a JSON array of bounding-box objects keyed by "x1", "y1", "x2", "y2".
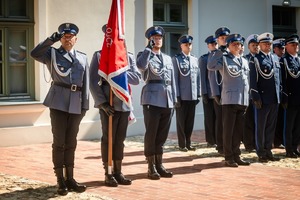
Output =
[{"x1": 0, "y1": 135, "x2": 299, "y2": 200}]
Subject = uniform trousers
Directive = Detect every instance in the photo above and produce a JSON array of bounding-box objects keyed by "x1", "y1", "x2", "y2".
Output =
[
  {"x1": 285, "y1": 105, "x2": 300, "y2": 152},
  {"x1": 243, "y1": 100, "x2": 255, "y2": 150},
  {"x1": 100, "y1": 109, "x2": 130, "y2": 162},
  {"x1": 274, "y1": 105, "x2": 285, "y2": 147},
  {"x1": 203, "y1": 98, "x2": 216, "y2": 145},
  {"x1": 176, "y1": 100, "x2": 197, "y2": 148},
  {"x1": 222, "y1": 104, "x2": 246, "y2": 161},
  {"x1": 143, "y1": 105, "x2": 173, "y2": 157},
  {"x1": 214, "y1": 101, "x2": 223, "y2": 152},
  {"x1": 254, "y1": 103, "x2": 278, "y2": 157},
  {"x1": 50, "y1": 108, "x2": 86, "y2": 169}
]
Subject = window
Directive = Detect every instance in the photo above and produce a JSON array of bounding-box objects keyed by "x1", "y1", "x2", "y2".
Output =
[
  {"x1": 0, "y1": 0, "x2": 34, "y2": 102},
  {"x1": 154, "y1": 0, "x2": 188, "y2": 56},
  {"x1": 273, "y1": 6, "x2": 296, "y2": 38}
]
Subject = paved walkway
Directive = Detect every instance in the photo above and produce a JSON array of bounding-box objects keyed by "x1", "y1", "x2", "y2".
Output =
[{"x1": 0, "y1": 130, "x2": 299, "y2": 200}]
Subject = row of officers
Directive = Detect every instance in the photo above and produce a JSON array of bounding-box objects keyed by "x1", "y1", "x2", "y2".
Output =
[{"x1": 30, "y1": 23, "x2": 300, "y2": 196}]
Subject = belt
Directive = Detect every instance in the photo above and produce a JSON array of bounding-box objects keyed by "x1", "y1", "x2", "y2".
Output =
[
  {"x1": 146, "y1": 80, "x2": 171, "y2": 85},
  {"x1": 52, "y1": 82, "x2": 82, "y2": 91}
]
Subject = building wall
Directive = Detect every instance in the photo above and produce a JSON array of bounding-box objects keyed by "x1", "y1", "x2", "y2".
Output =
[{"x1": 1, "y1": 0, "x2": 300, "y2": 146}]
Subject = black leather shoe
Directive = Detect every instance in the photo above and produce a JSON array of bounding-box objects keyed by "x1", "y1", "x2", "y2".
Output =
[
  {"x1": 235, "y1": 159, "x2": 250, "y2": 166},
  {"x1": 286, "y1": 152, "x2": 298, "y2": 158},
  {"x1": 114, "y1": 173, "x2": 132, "y2": 185},
  {"x1": 57, "y1": 179, "x2": 68, "y2": 196},
  {"x1": 178, "y1": 147, "x2": 188, "y2": 152},
  {"x1": 225, "y1": 160, "x2": 238, "y2": 167},
  {"x1": 105, "y1": 174, "x2": 118, "y2": 187},
  {"x1": 187, "y1": 146, "x2": 196, "y2": 151},
  {"x1": 258, "y1": 156, "x2": 268, "y2": 163},
  {"x1": 294, "y1": 150, "x2": 300, "y2": 156},
  {"x1": 65, "y1": 178, "x2": 86, "y2": 193},
  {"x1": 267, "y1": 156, "x2": 280, "y2": 161},
  {"x1": 156, "y1": 166, "x2": 173, "y2": 178}
]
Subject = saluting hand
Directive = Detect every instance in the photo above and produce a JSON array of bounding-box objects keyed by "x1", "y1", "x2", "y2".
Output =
[{"x1": 49, "y1": 32, "x2": 62, "y2": 43}]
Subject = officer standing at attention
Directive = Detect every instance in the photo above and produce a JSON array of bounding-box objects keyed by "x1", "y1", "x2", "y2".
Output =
[
  {"x1": 272, "y1": 38, "x2": 286, "y2": 149},
  {"x1": 207, "y1": 26, "x2": 231, "y2": 155},
  {"x1": 199, "y1": 35, "x2": 218, "y2": 147},
  {"x1": 172, "y1": 35, "x2": 200, "y2": 152},
  {"x1": 280, "y1": 34, "x2": 300, "y2": 158},
  {"x1": 89, "y1": 24, "x2": 141, "y2": 187},
  {"x1": 242, "y1": 34, "x2": 259, "y2": 153},
  {"x1": 30, "y1": 23, "x2": 89, "y2": 195},
  {"x1": 249, "y1": 32, "x2": 281, "y2": 162},
  {"x1": 208, "y1": 34, "x2": 251, "y2": 167},
  {"x1": 136, "y1": 26, "x2": 176, "y2": 180}
]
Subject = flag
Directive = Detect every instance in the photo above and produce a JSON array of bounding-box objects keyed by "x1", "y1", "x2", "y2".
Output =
[{"x1": 99, "y1": 0, "x2": 132, "y2": 109}]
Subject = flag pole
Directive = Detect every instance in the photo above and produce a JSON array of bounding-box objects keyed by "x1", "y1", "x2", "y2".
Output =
[{"x1": 108, "y1": 87, "x2": 113, "y2": 174}]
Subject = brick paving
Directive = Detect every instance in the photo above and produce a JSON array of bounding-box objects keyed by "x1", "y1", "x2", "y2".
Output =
[{"x1": 0, "y1": 130, "x2": 299, "y2": 200}]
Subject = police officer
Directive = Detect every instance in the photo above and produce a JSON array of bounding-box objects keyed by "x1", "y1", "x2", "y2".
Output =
[
  {"x1": 89, "y1": 24, "x2": 141, "y2": 187},
  {"x1": 172, "y1": 35, "x2": 200, "y2": 152},
  {"x1": 280, "y1": 34, "x2": 300, "y2": 158},
  {"x1": 207, "y1": 26, "x2": 231, "y2": 154},
  {"x1": 273, "y1": 38, "x2": 286, "y2": 149},
  {"x1": 249, "y1": 32, "x2": 281, "y2": 162},
  {"x1": 136, "y1": 26, "x2": 176, "y2": 180},
  {"x1": 30, "y1": 23, "x2": 89, "y2": 195},
  {"x1": 242, "y1": 34, "x2": 259, "y2": 153},
  {"x1": 208, "y1": 33, "x2": 250, "y2": 167},
  {"x1": 199, "y1": 35, "x2": 218, "y2": 147}
]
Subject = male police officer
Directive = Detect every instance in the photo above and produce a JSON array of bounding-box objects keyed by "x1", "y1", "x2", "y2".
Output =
[
  {"x1": 137, "y1": 26, "x2": 176, "y2": 180},
  {"x1": 249, "y1": 32, "x2": 281, "y2": 162},
  {"x1": 208, "y1": 33, "x2": 250, "y2": 167},
  {"x1": 173, "y1": 35, "x2": 200, "y2": 152},
  {"x1": 273, "y1": 38, "x2": 286, "y2": 149},
  {"x1": 243, "y1": 34, "x2": 259, "y2": 153},
  {"x1": 31, "y1": 23, "x2": 89, "y2": 195},
  {"x1": 280, "y1": 34, "x2": 300, "y2": 158},
  {"x1": 89, "y1": 24, "x2": 141, "y2": 187},
  {"x1": 207, "y1": 26, "x2": 231, "y2": 154},
  {"x1": 199, "y1": 35, "x2": 218, "y2": 147}
]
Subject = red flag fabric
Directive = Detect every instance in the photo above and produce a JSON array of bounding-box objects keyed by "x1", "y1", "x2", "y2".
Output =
[{"x1": 99, "y1": 0, "x2": 132, "y2": 108}]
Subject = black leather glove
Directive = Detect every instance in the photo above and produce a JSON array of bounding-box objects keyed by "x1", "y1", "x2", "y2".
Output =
[
  {"x1": 281, "y1": 103, "x2": 288, "y2": 110},
  {"x1": 213, "y1": 95, "x2": 221, "y2": 105},
  {"x1": 49, "y1": 32, "x2": 62, "y2": 43},
  {"x1": 253, "y1": 99, "x2": 262, "y2": 109},
  {"x1": 175, "y1": 97, "x2": 181, "y2": 108},
  {"x1": 202, "y1": 94, "x2": 209, "y2": 104},
  {"x1": 99, "y1": 102, "x2": 115, "y2": 116},
  {"x1": 146, "y1": 39, "x2": 155, "y2": 49}
]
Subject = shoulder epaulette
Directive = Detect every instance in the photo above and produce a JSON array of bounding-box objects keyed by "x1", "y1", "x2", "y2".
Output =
[{"x1": 76, "y1": 50, "x2": 86, "y2": 55}]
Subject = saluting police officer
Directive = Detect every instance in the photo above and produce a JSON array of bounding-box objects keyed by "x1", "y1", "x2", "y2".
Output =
[
  {"x1": 31, "y1": 23, "x2": 89, "y2": 195},
  {"x1": 242, "y1": 34, "x2": 259, "y2": 153},
  {"x1": 172, "y1": 35, "x2": 200, "y2": 152},
  {"x1": 207, "y1": 26, "x2": 231, "y2": 154},
  {"x1": 208, "y1": 33, "x2": 251, "y2": 167},
  {"x1": 199, "y1": 35, "x2": 218, "y2": 147},
  {"x1": 249, "y1": 32, "x2": 281, "y2": 162},
  {"x1": 136, "y1": 26, "x2": 176, "y2": 180},
  {"x1": 280, "y1": 34, "x2": 300, "y2": 158},
  {"x1": 89, "y1": 24, "x2": 141, "y2": 187}
]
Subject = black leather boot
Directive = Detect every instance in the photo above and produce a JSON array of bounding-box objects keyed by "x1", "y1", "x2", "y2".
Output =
[
  {"x1": 104, "y1": 162, "x2": 118, "y2": 187},
  {"x1": 155, "y1": 154, "x2": 173, "y2": 178},
  {"x1": 113, "y1": 160, "x2": 132, "y2": 185},
  {"x1": 54, "y1": 168, "x2": 68, "y2": 196},
  {"x1": 146, "y1": 156, "x2": 160, "y2": 180},
  {"x1": 65, "y1": 167, "x2": 86, "y2": 193}
]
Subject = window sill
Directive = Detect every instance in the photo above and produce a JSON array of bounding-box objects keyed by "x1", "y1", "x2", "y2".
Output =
[{"x1": 0, "y1": 101, "x2": 46, "y2": 114}]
